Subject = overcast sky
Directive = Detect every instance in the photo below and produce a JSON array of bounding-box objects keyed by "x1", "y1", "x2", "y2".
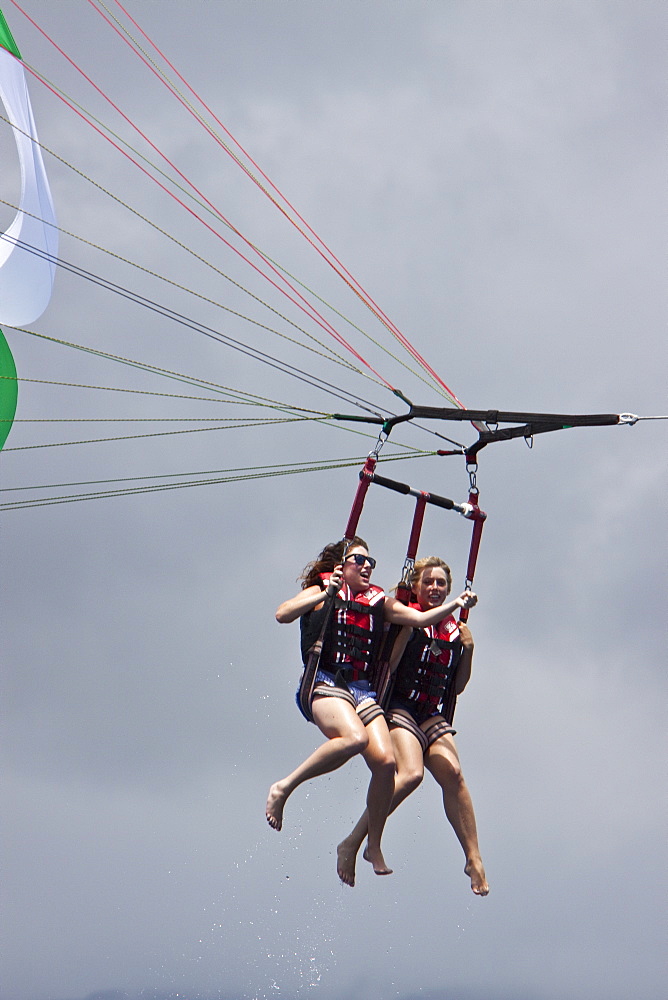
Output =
[{"x1": 1, "y1": 2, "x2": 666, "y2": 1000}]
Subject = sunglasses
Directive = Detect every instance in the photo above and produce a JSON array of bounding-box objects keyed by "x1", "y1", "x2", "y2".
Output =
[{"x1": 345, "y1": 553, "x2": 376, "y2": 569}]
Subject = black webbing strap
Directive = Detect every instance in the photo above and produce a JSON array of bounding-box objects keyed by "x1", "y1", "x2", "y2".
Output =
[
  {"x1": 376, "y1": 490, "x2": 427, "y2": 709},
  {"x1": 332, "y1": 404, "x2": 623, "y2": 457},
  {"x1": 298, "y1": 454, "x2": 379, "y2": 722}
]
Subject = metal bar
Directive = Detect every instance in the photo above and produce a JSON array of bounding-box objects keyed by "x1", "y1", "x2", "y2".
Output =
[{"x1": 369, "y1": 471, "x2": 458, "y2": 511}]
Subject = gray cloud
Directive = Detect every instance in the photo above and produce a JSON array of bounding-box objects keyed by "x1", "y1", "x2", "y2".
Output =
[{"x1": 1, "y1": 2, "x2": 665, "y2": 1000}]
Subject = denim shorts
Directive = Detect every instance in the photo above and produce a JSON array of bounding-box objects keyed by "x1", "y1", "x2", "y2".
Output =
[
  {"x1": 295, "y1": 668, "x2": 379, "y2": 722},
  {"x1": 313, "y1": 669, "x2": 378, "y2": 706}
]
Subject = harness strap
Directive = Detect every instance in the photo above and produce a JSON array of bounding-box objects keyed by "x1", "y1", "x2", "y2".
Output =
[
  {"x1": 458, "y1": 489, "x2": 485, "y2": 625},
  {"x1": 377, "y1": 492, "x2": 429, "y2": 709},
  {"x1": 343, "y1": 453, "x2": 377, "y2": 541},
  {"x1": 298, "y1": 453, "x2": 380, "y2": 722},
  {"x1": 332, "y1": 617, "x2": 375, "y2": 634},
  {"x1": 393, "y1": 631, "x2": 460, "y2": 708}
]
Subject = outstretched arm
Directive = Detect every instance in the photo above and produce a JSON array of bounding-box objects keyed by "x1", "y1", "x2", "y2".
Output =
[{"x1": 384, "y1": 590, "x2": 477, "y2": 627}]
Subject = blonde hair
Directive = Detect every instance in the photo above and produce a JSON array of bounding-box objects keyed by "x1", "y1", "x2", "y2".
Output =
[{"x1": 411, "y1": 556, "x2": 452, "y2": 596}]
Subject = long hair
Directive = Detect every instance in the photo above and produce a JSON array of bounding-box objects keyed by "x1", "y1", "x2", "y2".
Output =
[
  {"x1": 410, "y1": 556, "x2": 452, "y2": 598},
  {"x1": 300, "y1": 536, "x2": 369, "y2": 589}
]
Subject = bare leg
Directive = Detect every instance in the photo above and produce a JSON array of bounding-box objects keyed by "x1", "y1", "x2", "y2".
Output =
[
  {"x1": 266, "y1": 696, "x2": 368, "y2": 831},
  {"x1": 337, "y1": 726, "x2": 424, "y2": 885},
  {"x1": 425, "y1": 732, "x2": 489, "y2": 895},
  {"x1": 358, "y1": 713, "x2": 396, "y2": 878}
]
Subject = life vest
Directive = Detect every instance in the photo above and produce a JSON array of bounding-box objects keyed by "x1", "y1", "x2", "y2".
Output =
[
  {"x1": 392, "y1": 603, "x2": 462, "y2": 712},
  {"x1": 300, "y1": 573, "x2": 386, "y2": 682}
]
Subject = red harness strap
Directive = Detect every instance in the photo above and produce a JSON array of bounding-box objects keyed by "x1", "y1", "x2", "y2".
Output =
[
  {"x1": 441, "y1": 488, "x2": 486, "y2": 723},
  {"x1": 343, "y1": 452, "x2": 377, "y2": 541},
  {"x1": 458, "y1": 489, "x2": 486, "y2": 625}
]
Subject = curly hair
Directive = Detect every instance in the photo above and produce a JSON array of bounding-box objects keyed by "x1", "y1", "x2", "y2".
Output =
[
  {"x1": 300, "y1": 536, "x2": 369, "y2": 589},
  {"x1": 410, "y1": 556, "x2": 452, "y2": 597}
]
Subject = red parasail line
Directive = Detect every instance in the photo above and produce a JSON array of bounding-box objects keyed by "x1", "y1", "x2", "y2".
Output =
[
  {"x1": 9, "y1": 0, "x2": 394, "y2": 386},
  {"x1": 96, "y1": 0, "x2": 466, "y2": 406}
]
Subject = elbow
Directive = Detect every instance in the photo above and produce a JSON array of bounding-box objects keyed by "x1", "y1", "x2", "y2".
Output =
[
  {"x1": 275, "y1": 606, "x2": 292, "y2": 624},
  {"x1": 455, "y1": 667, "x2": 472, "y2": 695}
]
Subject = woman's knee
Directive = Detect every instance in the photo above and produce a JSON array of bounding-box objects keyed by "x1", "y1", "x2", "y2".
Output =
[
  {"x1": 342, "y1": 729, "x2": 369, "y2": 758},
  {"x1": 367, "y1": 748, "x2": 396, "y2": 778},
  {"x1": 427, "y1": 750, "x2": 463, "y2": 787},
  {"x1": 397, "y1": 766, "x2": 424, "y2": 795}
]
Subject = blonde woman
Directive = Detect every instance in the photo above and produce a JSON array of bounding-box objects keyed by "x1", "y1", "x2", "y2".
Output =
[{"x1": 336, "y1": 556, "x2": 488, "y2": 894}]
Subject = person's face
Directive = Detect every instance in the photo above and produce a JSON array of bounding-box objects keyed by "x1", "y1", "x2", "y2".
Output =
[
  {"x1": 341, "y1": 545, "x2": 375, "y2": 592},
  {"x1": 414, "y1": 565, "x2": 450, "y2": 609}
]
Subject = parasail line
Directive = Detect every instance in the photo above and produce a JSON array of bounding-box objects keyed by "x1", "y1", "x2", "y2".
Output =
[
  {"x1": 11, "y1": 325, "x2": 386, "y2": 419},
  {"x1": 0, "y1": 374, "x2": 340, "y2": 412},
  {"x1": 1, "y1": 416, "x2": 320, "y2": 452},
  {"x1": 0, "y1": 450, "x2": 429, "y2": 494},
  {"x1": 7, "y1": 417, "x2": 325, "y2": 424},
  {"x1": 2, "y1": 62, "x2": 399, "y2": 384},
  {"x1": 0, "y1": 194, "x2": 373, "y2": 382},
  {"x1": 0, "y1": 110, "x2": 429, "y2": 393},
  {"x1": 17, "y1": 0, "x2": 464, "y2": 403},
  {"x1": 92, "y1": 0, "x2": 408, "y2": 319},
  {"x1": 0, "y1": 105, "x2": 392, "y2": 391},
  {"x1": 92, "y1": 0, "x2": 468, "y2": 405},
  {"x1": 10, "y1": 4, "x2": 394, "y2": 387},
  {"x1": 8, "y1": 247, "x2": 390, "y2": 416},
  {"x1": 0, "y1": 449, "x2": 433, "y2": 511},
  {"x1": 239, "y1": 240, "x2": 440, "y2": 393}
]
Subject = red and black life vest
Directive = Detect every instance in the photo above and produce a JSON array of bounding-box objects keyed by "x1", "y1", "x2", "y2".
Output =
[
  {"x1": 392, "y1": 603, "x2": 462, "y2": 712},
  {"x1": 300, "y1": 574, "x2": 386, "y2": 682}
]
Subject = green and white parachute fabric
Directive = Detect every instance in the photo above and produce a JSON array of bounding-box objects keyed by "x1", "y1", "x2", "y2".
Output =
[
  {"x1": 0, "y1": 6, "x2": 58, "y2": 448},
  {"x1": 0, "y1": 6, "x2": 57, "y2": 323},
  {"x1": 0, "y1": 326, "x2": 17, "y2": 450}
]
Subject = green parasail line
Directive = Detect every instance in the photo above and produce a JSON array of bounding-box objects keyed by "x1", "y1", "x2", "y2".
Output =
[
  {"x1": 0, "y1": 8, "x2": 22, "y2": 59},
  {"x1": 0, "y1": 328, "x2": 18, "y2": 449}
]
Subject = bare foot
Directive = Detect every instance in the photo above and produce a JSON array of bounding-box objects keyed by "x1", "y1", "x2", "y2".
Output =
[
  {"x1": 465, "y1": 857, "x2": 489, "y2": 895},
  {"x1": 265, "y1": 782, "x2": 287, "y2": 831},
  {"x1": 336, "y1": 838, "x2": 358, "y2": 887},
  {"x1": 363, "y1": 844, "x2": 393, "y2": 876}
]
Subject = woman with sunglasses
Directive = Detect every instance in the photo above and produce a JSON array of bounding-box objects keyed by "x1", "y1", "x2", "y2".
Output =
[
  {"x1": 336, "y1": 556, "x2": 488, "y2": 894},
  {"x1": 266, "y1": 538, "x2": 477, "y2": 878}
]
